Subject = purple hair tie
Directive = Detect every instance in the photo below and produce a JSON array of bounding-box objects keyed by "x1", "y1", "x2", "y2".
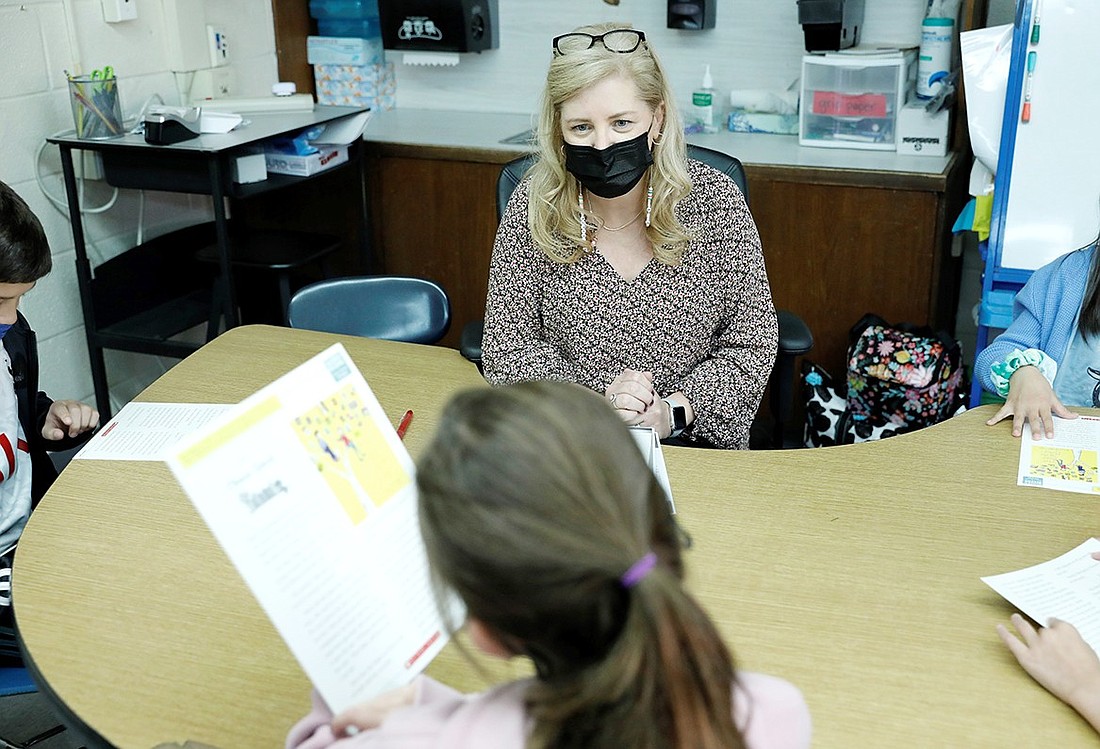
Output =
[{"x1": 620, "y1": 551, "x2": 658, "y2": 588}]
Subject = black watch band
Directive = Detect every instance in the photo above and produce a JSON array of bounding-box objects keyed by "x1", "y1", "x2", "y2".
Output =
[{"x1": 663, "y1": 398, "x2": 688, "y2": 437}]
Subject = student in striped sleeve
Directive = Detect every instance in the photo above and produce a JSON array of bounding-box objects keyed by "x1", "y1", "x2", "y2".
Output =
[{"x1": 0, "y1": 180, "x2": 99, "y2": 665}]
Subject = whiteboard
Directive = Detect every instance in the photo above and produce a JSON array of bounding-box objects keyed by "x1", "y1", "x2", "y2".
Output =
[{"x1": 998, "y1": 0, "x2": 1100, "y2": 271}]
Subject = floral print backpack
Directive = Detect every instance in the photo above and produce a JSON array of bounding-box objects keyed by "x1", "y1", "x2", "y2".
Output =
[{"x1": 803, "y1": 314, "x2": 966, "y2": 447}]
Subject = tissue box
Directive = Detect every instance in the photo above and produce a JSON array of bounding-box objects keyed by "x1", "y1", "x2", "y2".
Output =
[
  {"x1": 263, "y1": 145, "x2": 349, "y2": 177},
  {"x1": 313, "y1": 63, "x2": 395, "y2": 110},
  {"x1": 896, "y1": 100, "x2": 950, "y2": 156},
  {"x1": 307, "y1": 36, "x2": 385, "y2": 66},
  {"x1": 727, "y1": 110, "x2": 799, "y2": 135}
]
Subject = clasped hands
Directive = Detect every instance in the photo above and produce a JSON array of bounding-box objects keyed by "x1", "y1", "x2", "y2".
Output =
[{"x1": 605, "y1": 369, "x2": 671, "y2": 438}]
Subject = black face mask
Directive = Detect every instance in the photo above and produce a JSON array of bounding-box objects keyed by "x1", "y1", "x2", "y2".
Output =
[{"x1": 563, "y1": 131, "x2": 654, "y2": 199}]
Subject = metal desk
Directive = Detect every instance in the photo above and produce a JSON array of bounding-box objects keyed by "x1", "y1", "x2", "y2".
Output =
[{"x1": 47, "y1": 105, "x2": 369, "y2": 417}]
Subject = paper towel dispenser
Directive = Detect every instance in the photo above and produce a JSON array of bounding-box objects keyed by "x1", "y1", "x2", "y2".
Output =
[
  {"x1": 378, "y1": 0, "x2": 498, "y2": 53},
  {"x1": 797, "y1": 0, "x2": 864, "y2": 51}
]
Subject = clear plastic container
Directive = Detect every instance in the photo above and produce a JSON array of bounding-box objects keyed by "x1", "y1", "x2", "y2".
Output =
[
  {"x1": 799, "y1": 50, "x2": 917, "y2": 151},
  {"x1": 309, "y1": 0, "x2": 379, "y2": 19},
  {"x1": 317, "y1": 17, "x2": 381, "y2": 39}
]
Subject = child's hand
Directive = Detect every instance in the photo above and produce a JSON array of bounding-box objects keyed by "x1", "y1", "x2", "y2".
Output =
[
  {"x1": 997, "y1": 615, "x2": 1100, "y2": 727},
  {"x1": 330, "y1": 682, "x2": 416, "y2": 737},
  {"x1": 986, "y1": 365, "x2": 1076, "y2": 439},
  {"x1": 42, "y1": 400, "x2": 100, "y2": 440}
]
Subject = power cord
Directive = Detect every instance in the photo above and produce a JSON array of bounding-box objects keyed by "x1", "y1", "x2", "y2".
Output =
[{"x1": 35, "y1": 132, "x2": 119, "y2": 216}]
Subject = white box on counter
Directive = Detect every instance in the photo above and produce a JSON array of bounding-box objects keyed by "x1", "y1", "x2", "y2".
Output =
[
  {"x1": 263, "y1": 145, "x2": 348, "y2": 177},
  {"x1": 896, "y1": 100, "x2": 950, "y2": 156}
]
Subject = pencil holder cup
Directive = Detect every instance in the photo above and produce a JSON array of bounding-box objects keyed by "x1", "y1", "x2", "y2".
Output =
[{"x1": 68, "y1": 76, "x2": 124, "y2": 139}]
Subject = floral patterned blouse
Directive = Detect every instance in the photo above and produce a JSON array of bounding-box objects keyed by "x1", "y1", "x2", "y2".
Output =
[{"x1": 482, "y1": 159, "x2": 777, "y2": 449}]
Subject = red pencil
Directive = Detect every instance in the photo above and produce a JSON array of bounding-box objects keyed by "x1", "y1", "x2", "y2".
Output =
[{"x1": 396, "y1": 409, "x2": 414, "y2": 440}]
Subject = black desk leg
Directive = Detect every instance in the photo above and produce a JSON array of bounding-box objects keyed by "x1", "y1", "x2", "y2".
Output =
[
  {"x1": 58, "y1": 145, "x2": 112, "y2": 419},
  {"x1": 208, "y1": 159, "x2": 238, "y2": 330}
]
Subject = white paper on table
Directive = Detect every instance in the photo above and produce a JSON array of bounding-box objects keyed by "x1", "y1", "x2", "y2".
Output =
[
  {"x1": 981, "y1": 538, "x2": 1100, "y2": 655},
  {"x1": 1016, "y1": 415, "x2": 1100, "y2": 494},
  {"x1": 310, "y1": 110, "x2": 373, "y2": 146},
  {"x1": 167, "y1": 343, "x2": 460, "y2": 714},
  {"x1": 628, "y1": 426, "x2": 676, "y2": 514},
  {"x1": 199, "y1": 110, "x2": 244, "y2": 133},
  {"x1": 74, "y1": 402, "x2": 233, "y2": 461}
]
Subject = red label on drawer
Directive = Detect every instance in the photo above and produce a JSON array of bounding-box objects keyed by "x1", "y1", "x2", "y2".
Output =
[{"x1": 811, "y1": 91, "x2": 888, "y2": 118}]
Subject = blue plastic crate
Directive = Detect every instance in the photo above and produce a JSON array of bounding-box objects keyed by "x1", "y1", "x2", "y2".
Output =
[
  {"x1": 310, "y1": 0, "x2": 379, "y2": 19},
  {"x1": 317, "y1": 16, "x2": 381, "y2": 39},
  {"x1": 978, "y1": 288, "x2": 1017, "y2": 329}
]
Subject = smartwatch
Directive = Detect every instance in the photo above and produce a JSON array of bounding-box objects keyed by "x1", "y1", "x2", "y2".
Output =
[{"x1": 662, "y1": 398, "x2": 688, "y2": 438}]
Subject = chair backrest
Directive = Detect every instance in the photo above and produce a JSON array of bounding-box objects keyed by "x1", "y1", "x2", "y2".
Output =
[
  {"x1": 0, "y1": 665, "x2": 36, "y2": 697},
  {"x1": 495, "y1": 144, "x2": 749, "y2": 221},
  {"x1": 287, "y1": 276, "x2": 451, "y2": 344}
]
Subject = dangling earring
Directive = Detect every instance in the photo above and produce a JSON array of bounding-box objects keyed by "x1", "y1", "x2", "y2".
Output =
[
  {"x1": 644, "y1": 182, "x2": 653, "y2": 228},
  {"x1": 578, "y1": 183, "x2": 587, "y2": 246}
]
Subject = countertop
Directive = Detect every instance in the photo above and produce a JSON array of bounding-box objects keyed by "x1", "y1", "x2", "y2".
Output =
[{"x1": 361, "y1": 107, "x2": 958, "y2": 189}]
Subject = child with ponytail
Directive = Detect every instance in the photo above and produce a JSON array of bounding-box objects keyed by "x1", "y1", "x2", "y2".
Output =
[{"x1": 286, "y1": 381, "x2": 810, "y2": 749}]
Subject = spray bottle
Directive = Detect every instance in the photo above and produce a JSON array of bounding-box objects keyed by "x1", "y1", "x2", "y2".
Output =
[{"x1": 690, "y1": 64, "x2": 717, "y2": 133}]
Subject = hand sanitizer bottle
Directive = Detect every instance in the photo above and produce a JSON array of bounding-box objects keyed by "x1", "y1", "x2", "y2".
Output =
[{"x1": 691, "y1": 64, "x2": 716, "y2": 133}]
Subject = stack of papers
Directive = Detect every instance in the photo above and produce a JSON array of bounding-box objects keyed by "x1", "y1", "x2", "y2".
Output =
[{"x1": 982, "y1": 538, "x2": 1100, "y2": 655}]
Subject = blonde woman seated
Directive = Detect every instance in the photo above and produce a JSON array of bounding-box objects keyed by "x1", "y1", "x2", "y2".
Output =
[{"x1": 482, "y1": 24, "x2": 778, "y2": 449}]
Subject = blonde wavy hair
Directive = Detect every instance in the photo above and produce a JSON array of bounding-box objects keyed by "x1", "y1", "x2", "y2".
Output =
[{"x1": 526, "y1": 22, "x2": 693, "y2": 265}]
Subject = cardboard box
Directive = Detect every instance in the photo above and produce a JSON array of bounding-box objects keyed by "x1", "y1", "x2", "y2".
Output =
[
  {"x1": 896, "y1": 100, "x2": 950, "y2": 156},
  {"x1": 263, "y1": 145, "x2": 349, "y2": 177},
  {"x1": 307, "y1": 36, "x2": 385, "y2": 66},
  {"x1": 313, "y1": 63, "x2": 395, "y2": 110}
]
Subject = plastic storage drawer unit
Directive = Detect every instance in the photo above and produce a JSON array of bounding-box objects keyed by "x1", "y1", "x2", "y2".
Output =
[{"x1": 799, "y1": 50, "x2": 916, "y2": 151}]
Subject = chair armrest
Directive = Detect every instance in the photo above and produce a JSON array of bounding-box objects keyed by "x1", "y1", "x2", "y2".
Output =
[
  {"x1": 460, "y1": 320, "x2": 484, "y2": 365},
  {"x1": 777, "y1": 310, "x2": 813, "y2": 357}
]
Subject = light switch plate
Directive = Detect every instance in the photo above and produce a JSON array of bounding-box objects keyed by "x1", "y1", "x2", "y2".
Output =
[
  {"x1": 101, "y1": 0, "x2": 137, "y2": 23},
  {"x1": 208, "y1": 26, "x2": 229, "y2": 67}
]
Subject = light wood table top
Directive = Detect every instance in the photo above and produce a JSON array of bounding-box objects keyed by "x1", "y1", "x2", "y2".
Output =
[{"x1": 13, "y1": 325, "x2": 1098, "y2": 747}]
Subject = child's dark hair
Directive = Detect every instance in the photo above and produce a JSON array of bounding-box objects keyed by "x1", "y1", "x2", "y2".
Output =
[
  {"x1": 0, "y1": 181, "x2": 53, "y2": 283},
  {"x1": 1081, "y1": 236, "x2": 1100, "y2": 341},
  {"x1": 417, "y1": 381, "x2": 745, "y2": 749}
]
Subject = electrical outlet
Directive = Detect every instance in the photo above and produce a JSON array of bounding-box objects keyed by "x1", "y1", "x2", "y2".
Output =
[
  {"x1": 207, "y1": 26, "x2": 229, "y2": 67},
  {"x1": 101, "y1": 0, "x2": 137, "y2": 23},
  {"x1": 190, "y1": 67, "x2": 233, "y2": 100},
  {"x1": 212, "y1": 66, "x2": 232, "y2": 97}
]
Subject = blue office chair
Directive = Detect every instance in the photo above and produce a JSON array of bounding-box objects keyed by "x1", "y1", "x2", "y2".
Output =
[
  {"x1": 287, "y1": 276, "x2": 452, "y2": 344},
  {"x1": 0, "y1": 665, "x2": 69, "y2": 748},
  {"x1": 461, "y1": 146, "x2": 814, "y2": 448}
]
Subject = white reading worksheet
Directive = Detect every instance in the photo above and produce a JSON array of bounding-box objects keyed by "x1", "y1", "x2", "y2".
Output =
[
  {"x1": 982, "y1": 538, "x2": 1100, "y2": 655},
  {"x1": 167, "y1": 344, "x2": 459, "y2": 714},
  {"x1": 75, "y1": 402, "x2": 232, "y2": 461},
  {"x1": 1017, "y1": 415, "x2": 1100, "y2": 494},
  {"x1": 628, "y1": 426, "x2": 676, "y2": 514}
]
